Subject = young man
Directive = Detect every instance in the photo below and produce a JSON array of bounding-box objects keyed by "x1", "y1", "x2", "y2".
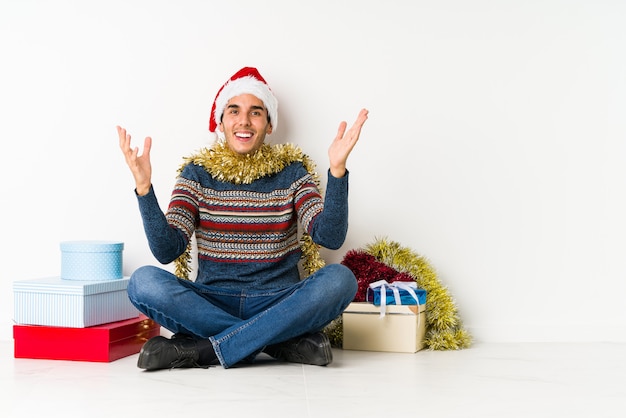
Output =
[{"x1": 117, "y1": 67, "x2": 368, "y2": 370}]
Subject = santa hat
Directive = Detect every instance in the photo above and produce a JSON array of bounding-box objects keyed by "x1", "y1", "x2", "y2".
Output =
[{"x1": 209, "y1": 67, "x2": 278, "y2": 138}]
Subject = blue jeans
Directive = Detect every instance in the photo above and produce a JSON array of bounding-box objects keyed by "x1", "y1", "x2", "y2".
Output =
[{"x1": 127, "y1": 264, "x2": 357, "y2": 368}]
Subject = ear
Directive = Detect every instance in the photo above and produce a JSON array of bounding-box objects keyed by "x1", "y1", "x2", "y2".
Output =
[
  {"x1": 266, "y1": 123, "x2": 273, "y2": 135},
  {"x1": 219, "y1": 122, "x2": 224, "y2": 133}
]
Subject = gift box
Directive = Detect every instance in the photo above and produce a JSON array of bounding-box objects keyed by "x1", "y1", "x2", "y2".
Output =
[
  {"x1": 13, "y1": 315, "x2": 160, "y2": 362},
  {"x1": 342, "y1": 302, "x2": 426, "y2": 353},
  {"x1": 60, "y1": 240, "x2": 124, "y2": 281},
  {"x1": 13, "y1": 276, "x2": 138, "y2": 328},
  {"x1": 366, "y1": 281, "x2": 427, "y2": 306}
]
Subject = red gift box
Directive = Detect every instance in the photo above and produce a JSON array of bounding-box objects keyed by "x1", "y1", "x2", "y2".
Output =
[{"x1": 13, "y1": 315, "x2": 160, "y2": 362}]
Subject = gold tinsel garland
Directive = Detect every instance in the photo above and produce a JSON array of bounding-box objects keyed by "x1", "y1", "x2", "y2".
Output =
[
  {"x1": 324, "y1": 237, "x2": 472, "y2": 350},
  {"x1": 173, "y1": 142, "x2": 325, "y2": 280}
]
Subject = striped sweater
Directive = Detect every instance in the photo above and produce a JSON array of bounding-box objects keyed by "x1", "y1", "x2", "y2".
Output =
[{"x1": 136, "y1": 161, "x2": 350, "y2": 289}]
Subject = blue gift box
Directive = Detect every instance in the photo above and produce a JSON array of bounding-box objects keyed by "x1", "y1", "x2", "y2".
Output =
[
  {"x1": 13, "y1": 276, "x2": 138, "y2": 328},
  {"x1": 61, "y1": 240, "x2": 124, "y2": 281},
  {"x1": 366, "y1": 284, "x2": 427, "y2": 306}
]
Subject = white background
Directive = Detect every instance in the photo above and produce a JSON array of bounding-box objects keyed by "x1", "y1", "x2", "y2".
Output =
[{"x1": 1, "y1": 0, "x2": 624, "y2": 343}]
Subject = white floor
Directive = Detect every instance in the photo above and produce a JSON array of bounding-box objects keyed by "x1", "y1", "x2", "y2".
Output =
[{"x1": 2, "y1": 339, "x2": 625, "y2": 418}]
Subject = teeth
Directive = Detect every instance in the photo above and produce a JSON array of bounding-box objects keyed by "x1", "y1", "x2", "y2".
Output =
[{"x1": 236, "y1": 133, "x2": 252, "y2": 138}]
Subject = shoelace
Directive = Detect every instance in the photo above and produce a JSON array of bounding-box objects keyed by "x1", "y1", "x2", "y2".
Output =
[{"x1": 169, "y1": 347, "x2": 210, "y2": 369}]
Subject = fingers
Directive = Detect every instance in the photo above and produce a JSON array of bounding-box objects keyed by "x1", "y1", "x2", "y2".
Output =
[
  {"x1": 354, "y1": 108, "x2": 369, "y2": 125},
  {"x1": 335, "y1": 121, "x2": 348, "y2": 142},
  {"x1": 349, "y1": 108, "x2": 369, "y2": 137},
  {"x1": 340, "y1": 108, "x2": 369, "y2": 145},
  {"x1": 117, "y1": 126, "x2": 151, "y2": 159},
  {"x1": 142, "y1": 136, "x2": 152, "y2": 158},
  {"x1": 116, "y1": 126, "x2": 136, "y2": 167},
  {"x1": 117, "y1": 125, "x2": 129, "y2": 151}
]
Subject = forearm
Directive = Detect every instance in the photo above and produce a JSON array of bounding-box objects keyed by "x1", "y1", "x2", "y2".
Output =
[
  {"x1": 308, "y1": 170, "x2": 350, "y2": 249},
  {"x1": 136, "y1": 186, "x2": 189, "y2": 264}
]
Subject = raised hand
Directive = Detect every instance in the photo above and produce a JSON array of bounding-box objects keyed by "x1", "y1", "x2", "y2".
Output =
[
  {"x1": 117, "y1": 126, "x2": 153, "y2": 196},
  {"x1": 328, "y1": 108, "x2": 369, "y2": 178}
]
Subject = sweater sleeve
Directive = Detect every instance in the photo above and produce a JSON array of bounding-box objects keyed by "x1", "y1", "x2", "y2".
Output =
[
  {"x1": 136, "y1": 186, "x2": 190, "y2": 264},
  {"x1": 307, "y1": 169, "x2": 349, "y2": 250}
]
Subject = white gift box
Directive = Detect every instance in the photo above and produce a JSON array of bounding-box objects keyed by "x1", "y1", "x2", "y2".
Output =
[
  {"x1": 13, "y1": 276, "x2": 138, "y2": 328},
  {"x1": 342, "y1": 302, "x2": 426, "y2": 353},
  {"x1": 60, "y1": 240, "x2": 124, "y2": 281}
]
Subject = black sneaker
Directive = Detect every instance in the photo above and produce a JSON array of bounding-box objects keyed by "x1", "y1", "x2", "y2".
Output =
[
  {"x1": 137, "y1": 335, "x2": 210, "y2": 371},
  {"x1": 264, "y1": 332, "x2": 333, "y2": 366}
]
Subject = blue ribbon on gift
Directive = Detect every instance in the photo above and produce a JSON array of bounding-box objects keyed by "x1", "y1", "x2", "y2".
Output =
[{"x1": 366, "y1": 280, "x2": 427, "y2": 317}]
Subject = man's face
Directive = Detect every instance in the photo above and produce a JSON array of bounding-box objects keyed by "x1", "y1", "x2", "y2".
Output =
[{"x1": 219, "y1": 94, "x2": 273, "y2": 155}]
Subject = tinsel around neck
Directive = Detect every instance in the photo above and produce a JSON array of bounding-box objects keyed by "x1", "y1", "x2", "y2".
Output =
[
  {"x1": 173, "y1": 141, "x2": 325, "y2": 280},
  {"x1": 178, "y1": 142, "x2": 319, "y2": 185}
]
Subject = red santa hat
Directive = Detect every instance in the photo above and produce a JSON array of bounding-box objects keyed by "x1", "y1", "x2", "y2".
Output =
[{"x1": 209, "y1": 67, "x2": 278, "y2": 138}]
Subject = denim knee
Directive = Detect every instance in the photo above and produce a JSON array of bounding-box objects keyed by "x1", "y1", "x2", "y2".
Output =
[
  {"x1": 329, "y1": 263, "x2": 357, "y2": 291},
  {"x1": 127, "y1": 265, "x2": 170, "y2": 305},
  {"x1": 310, "y1": 263, "x2": 357, "y2": 304}
]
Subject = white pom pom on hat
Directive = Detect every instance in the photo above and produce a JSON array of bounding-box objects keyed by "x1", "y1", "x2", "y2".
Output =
[{"x1": 209, "y1": 67, "x2": 278, "y2": 139}]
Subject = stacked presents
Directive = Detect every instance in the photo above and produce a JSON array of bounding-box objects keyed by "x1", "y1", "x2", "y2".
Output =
[
  {"x1": 13, "y1": 241, "x2": 160, "y2": 362},
  {"x1": 343, "y1": 280, "x2": 427, "y2": 353}
]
